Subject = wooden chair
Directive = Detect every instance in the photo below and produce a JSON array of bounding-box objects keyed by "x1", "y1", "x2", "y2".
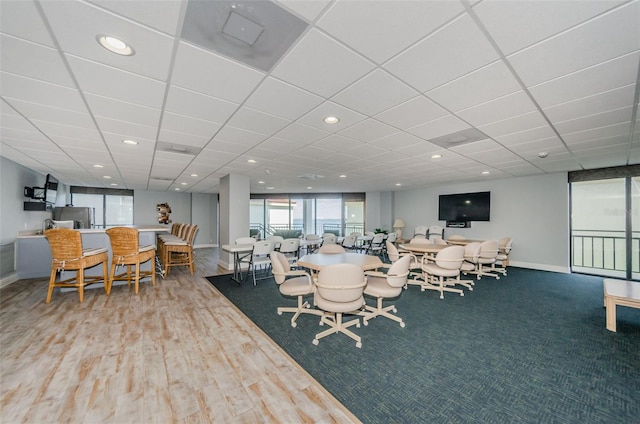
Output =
[
  {"x1": 106, "y1": 227, "x2": 156, "y2": 294},
  {"x1": 164, "y1": 224, "x2": 198, "y2": 275},
  {"x1": 44, "y1": 228, "x2": 108, "y2": 303}
]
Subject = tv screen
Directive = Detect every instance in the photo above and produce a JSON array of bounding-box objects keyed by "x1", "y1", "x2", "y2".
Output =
[
  {"x1": 438, "y1": 191, "x2": 490, "y2": 222},
  {"x1": 44, "y1": 174, "x2": 58, "y2": 204}
]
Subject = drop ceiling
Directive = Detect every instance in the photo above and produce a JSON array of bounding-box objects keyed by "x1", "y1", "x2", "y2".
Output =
[{"x1": 1, "y1": 0, "x2": 638, "y2": 194}]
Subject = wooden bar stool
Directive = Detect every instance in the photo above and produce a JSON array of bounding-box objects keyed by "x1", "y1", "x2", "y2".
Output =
[
  {"x1": 164, "y1": 224, "x2": 198, "y2": 276},
  {"x1": 106, "y1": 227, "x2": 156, "y2": 294},
  {"x1": 44, "y1": 228, "x2": 108, "y2": 303}
]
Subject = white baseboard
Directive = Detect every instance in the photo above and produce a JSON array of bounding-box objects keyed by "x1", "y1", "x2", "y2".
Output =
[
  {"x1": 0, "y1": 272, "x2": 19, "y2": 288},
  {"x1": 509, "y1": 260, "x2": 570, "y2": 274}
]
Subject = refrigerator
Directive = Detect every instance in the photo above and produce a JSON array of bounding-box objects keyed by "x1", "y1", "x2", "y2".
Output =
[{"x1": 53, "y1": 207, "x2": 95, "y2": 229}]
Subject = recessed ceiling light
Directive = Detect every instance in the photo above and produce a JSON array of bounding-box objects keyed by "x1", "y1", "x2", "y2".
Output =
[
  {"x1": 339, "y1": 174, "x2": 347, "y2": 178},
  {"x1": 96, "y1": 34, "x2": 135, "y2": 56},
  {"x1": 93, "y1": 164, "x2": 104, "y2": 168},
  {"x1": 181, "y1": 182, "x2": 188, "y2": 186},
  {"x1": 307, "y1": 186, "x2": 312, "y2": 189},
  {"x1": 481, "y1": 171, "x2": 491, "y2": 175},
  {"x1": 190, "y1": 173, "x2": 198, "y2": 177},
  {"x1": 247, "y1": 159, "x2": 257, "y2": 164},
  {"x1": 323, "y1": 116, "x2": 340, "y2": 124},
  {"x1": 174, "y1": 188, "x2": 180, "y2": 191},
  {"x1": 538, "y1": 151, "x2": 549, "y2": 158},
  {"x1": 122, "y1": 139, "x2": 138, "y2": 145},
  {"x1": 431, "y1": 154, "x2": 442, "y2": 159},
  {"x1": 258, "y1": 181, "x2": 265, "y2": 184},
  {"x1": 266, "y1": 186, "x2": 274, "y2": 190},
  {"x1": 110, "y1": 183, "x2": 118, "y2": 186},
  {"x1": 103, "y1": 175, "x2": 111, "y2": 179},
  {"x1": 395, "y1": 183, "x2": 402, "y2": 186}
]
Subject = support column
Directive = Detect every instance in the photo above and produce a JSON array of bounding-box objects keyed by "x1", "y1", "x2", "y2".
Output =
[{"x1": 219, "y1": 174, "x2": 250, "y2": 270}]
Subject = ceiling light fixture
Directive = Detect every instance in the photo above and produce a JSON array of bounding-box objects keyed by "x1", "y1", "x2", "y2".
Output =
[
  {"x1": 190, "y1": 173, "x2": 198, "y2": 177},
  {"x1": 110, "y1": 183, "x2": 118, "y2": 186},
  {"x1": 266, "y1": 186, "x2": 274, "y2": 190},
  {"x1": 323, "y1": 116, "x2": 340, "y2": 124},
  {"x1": 339, "y1": 174, "x2": 347, "y2": 178},
  {"x1": 181, "y1": 182, "x2": 187, "y2": 186},
  {"x1": 247, "y1": 159, "x2": 257, "y2": 164},
  {"x1": 307, "y1": 186, "x2": 312, "y2": 190},
  {"x1": 174, "y1": 188, "x2": 181, "y2": 191},
  {"x1": 122, "y1": 139, "x2": 138, "y2": 145},
  {"x1": 538, "y1": 151, "x2": 549, "y2": 158},
  {"x1": 481, "y1": 171, "x2": 491, "y2": 175},
  {"x1": 258, "y1": 181, "x2": 265, "y2": 184},
  {"x1": 431, "y1": 154, "x2": 442, "y2": 159},
  {"x1": 103, "y1": 175, "x2": 111, "y2": 179},
  {"x1": 395, "y1": 183, "x2": 402, "y2": 186},
  {"x1": 93, "y1": 164, "x2": 104, "y2": 168},
  {"x1": 96, "y1": 35, "x2": 135, "y2": 56}
]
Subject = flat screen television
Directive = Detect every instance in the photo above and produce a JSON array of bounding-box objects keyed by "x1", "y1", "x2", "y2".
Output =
[
  {"x1": 438, "y1": 191, "x2": 490, "y2": 222},
  {"x1": 44, "y1": 174, "x2": 58, "y2": 205}
]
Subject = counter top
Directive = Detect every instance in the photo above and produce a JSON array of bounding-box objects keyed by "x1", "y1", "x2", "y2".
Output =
[{"x1": 17, "y1": 225, "x2": 170, "y2": 238}]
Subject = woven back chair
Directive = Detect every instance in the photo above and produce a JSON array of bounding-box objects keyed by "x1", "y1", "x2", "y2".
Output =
[
  {"x1": 106, "y1": 227, "x2": 156, "y2": 295},
  {"x1": 44, "y1": 228, "x2": 108, "y2": 303},
  {"x1": 164, "y1": 224, "x2": 198, "y2": 275}
]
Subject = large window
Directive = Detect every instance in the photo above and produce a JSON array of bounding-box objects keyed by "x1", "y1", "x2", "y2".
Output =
[
  {"x1": 570, "y1": 166, "x2": 640, "y2": 280},
  {"x1": 250, "y1": 193, "x2": 365, "y2": 238},
  {"x1": 71, "y1": 187, "x2": 134, "y2": 228}
]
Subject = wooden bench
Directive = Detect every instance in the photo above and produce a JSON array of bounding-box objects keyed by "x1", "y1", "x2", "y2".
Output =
[{"x1": 603, "y1": 278, "x2": 640, "y2": 332}]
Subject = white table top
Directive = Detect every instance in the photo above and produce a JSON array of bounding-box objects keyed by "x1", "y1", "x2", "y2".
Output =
[
  {"x1": 297, "y1": 252, "x2": 383, "y2": 272},
  {"x1": 398, "y1": 243, "x2": 449, "y2": 254},
  {"x1": 604, "y1": 278, "x2": 640, "y2": 300},
  {"x1": 221, "y1": 243, "x2": 255, "y2": 253}
]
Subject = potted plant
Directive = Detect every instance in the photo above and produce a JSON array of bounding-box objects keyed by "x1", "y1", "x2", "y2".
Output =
[{"x1": 374, "y1": 228, "x2": 388, "y2": 235}]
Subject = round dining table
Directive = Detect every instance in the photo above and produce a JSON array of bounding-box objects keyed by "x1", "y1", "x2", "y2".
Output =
[{"x1": 297, "y1": 252, "x2": 383, "y2": 273}]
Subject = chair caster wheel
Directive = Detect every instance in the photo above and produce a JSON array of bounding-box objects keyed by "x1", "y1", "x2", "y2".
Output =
[
  {"x1": 291, "y1": 322, "x2": 297, "y2": 328},
  {"x1": 461, "y1": 293, "x2": 464, "y2": 296},
  {"x1": 392, "y1": 307, "x2": 397, "y2": 313},
  {"x1": 363, "y1": 320, "x2": 369, "y2": 326},
  {"x1": 356, "y1": 342, "x2": 362, "y2": 348},
  {"x1": 356, "y1": 322, "x2": 361, "y2": 328},
  {"x1": 278, "y1": 311, "x2": 283, "y2": 315},
  {"x1": 312, "y1": 339, "x2": 319, "y2": 346},
  {"x1": 400, "y1": 322, "x2": 405, "y2": 328},
  {"x1": 497, "y1": 276, "x2": 500, "y2": 280}
]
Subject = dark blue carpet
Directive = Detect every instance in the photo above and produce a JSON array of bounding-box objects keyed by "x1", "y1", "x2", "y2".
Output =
[{"x1": 207, "y1": 268, "x2": 640, "y2": 424}]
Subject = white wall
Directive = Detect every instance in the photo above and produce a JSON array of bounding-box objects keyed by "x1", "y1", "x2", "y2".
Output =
[
  {"x1": 191, "y1": 193, "x2": 217, "y2": 247},
  {"x1": 393, "y1": 172, "x2": 569, "y2": 272}
]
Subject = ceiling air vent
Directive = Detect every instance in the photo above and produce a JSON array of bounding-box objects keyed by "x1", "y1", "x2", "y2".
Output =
[{"x1": 157, "y1": 141, "x2": 202, "y2": 156}]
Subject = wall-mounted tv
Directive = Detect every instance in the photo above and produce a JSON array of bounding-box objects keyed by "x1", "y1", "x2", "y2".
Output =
[
  {"x1": 438, "y1": 191, "x2": 490, "y2": 222},
  {"x1": 44, "y1": 174, "x2": 58, "y2": 205}
]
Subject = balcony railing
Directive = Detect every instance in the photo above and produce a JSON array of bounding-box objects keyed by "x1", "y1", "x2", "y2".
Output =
[{"x1": 571, "y1": 229, "x2": 640, "y2": 274}]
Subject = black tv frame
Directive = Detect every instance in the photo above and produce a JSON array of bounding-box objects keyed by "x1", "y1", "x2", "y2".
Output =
[{"x1": 438, "y1": 191, "x2": 491, "y2": 224}]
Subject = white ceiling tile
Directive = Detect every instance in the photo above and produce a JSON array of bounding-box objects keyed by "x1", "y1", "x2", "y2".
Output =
[
  {"x1": 426, "y1": 60, "x2": 521, "y2": 112},
  {"x1": 507, "y1": 2, "x2": 640, "y2": 86},
  {"x1": 449, "y1": 139, "x2": 503, "y2": 155},
  {"x1": 1, "y1": 35, "x2": 75, "y2": 88},
  {"x1": 213, "y1": 126, "x2": 267, "y2": 149},
  {"x1": 272, "y1": 123, "x2": 331, "y2": 144},
  {"x1": 568, "y1": 134, "x2": 629, "y2": 152},
  {"x1": 555, "y1": 107, "x2": 633, "y2": 135},
  {"x1": 164, "y1": 85, "x2": 238, "y2": 123},
  {"x1": 337, "y1": 119, "x2": 398, "y2": 143},
  {"x1": 457, "y1": 91, "x2": 537, "y2": 127},
  {"x1": 297, "y1": 101, "x2": 367, "y2": 132},
  {"x1": 157, "y1": 129, "x2": 211, "y2": 148},
  {"x1": 1, "y1": 72, "x2": 87, "y2": 113},
  {"x1": 2, "y1": 98, "x2": 96, "y2": 130},
  {"x1": 375, "y1": 96, "x2": 448, "y2": 129},
  {"x1": 244, "y1": 77, "x2": 323, "y2": 120},
  {"x1": 406, "y1": 115, "x2": 470, "y2": 141},
  {"x1": 368, "y1": 132, "x2": 425, "y2": 151},
  {"x1": 271, "y1": 29, "x2": 375, "y2": 97},
  {"x1": 41, "y1": 0, "x2": 175, "y2": 81},
  {"x1": 160, "y1": 112, "x2": 221, "y2": 140},
  {"x1": 507, "y1": 137, "x2": 568, "y2": 156},
  {"x1": 317, "y1": 0, "x2": 463, "y2": 64},
  {"x1": 475, "y1": 0, "x2": 626, "y2": 55},
  {"x1": 493, "y1": 125, "x2": 558, "y2": 146},
  {"x1": 276, "y1": 0, "x2": 331, "y2": 22},
  {"x1": 332, "y1": 69, "x2": 418, "y2": 116},
  {"x1": 562, "y1": 122, "x2": 631, "y2": 145},
  {"x1": 478, "y1": 111, "x2": 549, "y2": 138},
  {"x1": 87, "y1": 0, "x2": 183, "y2": 34},
  {"x1": 30, "y1": 119, "x2": 103, "y2": 143},
  {"x1": 0, "y1": 0, "x2": 54, "y2": 47},
  {"x1": 85, "y1": 93, "x2": 161, "y2": 128},
  {"x1": 171, "y1": 42, "x2": 265, "y2": 103},
  {"x1": 311, "y1": 134, "x2": 364, "y2": 153},
  {"x1": 528, "y1": 52, "x2": 639, "y2": 108},
  {"x1": 225, "y1": 107, "x2": 292, "y2": 137},
  {"x1": 66, "y1": 56, "x2": 166, "y2": 108},
  {"x1": 95, "y1": 116, "x2": 157, "y2": 140},
  {"x1": 384, "y1": 14, "x2": 499, "y2": 92},
  {"x1": 543, "y1": 85, "x2": 636, "y2": 123}
]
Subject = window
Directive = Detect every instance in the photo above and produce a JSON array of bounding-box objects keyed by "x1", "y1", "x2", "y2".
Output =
[{"x1": 70, "y1": 187, "x2": 134, "y2": 228}]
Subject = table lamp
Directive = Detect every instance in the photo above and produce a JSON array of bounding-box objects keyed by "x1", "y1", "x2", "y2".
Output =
[{"x1": 393, "y1": 219, "x2": 405, "y2": 240}]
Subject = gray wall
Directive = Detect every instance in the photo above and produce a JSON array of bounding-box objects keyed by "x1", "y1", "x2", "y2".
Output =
[{"x1": 392, "y1": 172, "x2": 569, "y2": 272}]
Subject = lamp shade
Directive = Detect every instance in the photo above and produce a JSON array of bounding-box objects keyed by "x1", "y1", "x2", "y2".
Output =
[{"x1": 393, "y1": 219, "x2": 405, "y2": 228}]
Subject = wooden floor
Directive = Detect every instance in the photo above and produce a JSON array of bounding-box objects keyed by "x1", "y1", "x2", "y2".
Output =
[{"x1": 0, "y1": 248, "x2": 360, "y2": 423}]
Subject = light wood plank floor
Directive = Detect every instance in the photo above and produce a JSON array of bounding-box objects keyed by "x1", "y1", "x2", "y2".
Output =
[{"x1": 0, "y1": 248, "x2": 360, "y2": 423}]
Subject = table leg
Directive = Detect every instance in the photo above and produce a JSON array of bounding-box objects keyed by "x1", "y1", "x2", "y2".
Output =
[{"x1": 605, "y1": 295, "x2": 616, "y2": 332}]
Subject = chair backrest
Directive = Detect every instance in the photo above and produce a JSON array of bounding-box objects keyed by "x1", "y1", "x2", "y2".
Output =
[
  {"x1": 45, "y1": 228, "x2": 83, "y2": 260},
  {"x1": 371, "y1": 233, "x2": 385, "y2": 244},
  {"x1": 106, "y1": 227, "x2": 139, "y2": 256},
  {"x1": 342, "y1": 235, "x2": 357, "y2": 247},
  {"x1": 386, "y1": 241, "x2": 400, "y2": 262},
  {"x1": 279, "y1": 238, "x2": 300, "y2": 254},
  {"x1": 178, "y1": 223, "x2": 191, "y2": 240},
  {"x1": 269, "y1": 251, "x2": 290, "y2": 284},
  {"x1": 322, "y1": 234, "x2": 337, "y2": 244},
  {"x1": 236, "y1": 237, "x2": 256, "y2": 244},
  {"x1": 435, "y1": 245, "x2": 465, "y2": 270},
  {"x1": 427, "y1": 225, "x2": 443, "y2": 241},
  {"x1": 365, "y1": 231, "x2": 375, "y2": 237},
  {"x1": 350, "y1": 232, "x2": 362, "y2": 237},
  {"x1": 266, "y1": 235, "x2": 284, "y2": 243},
  {"x1": 386, "y1": 255, "x2": 411, "y2": 288},
  {"x1": 499, "y1": 237, "x2": 513, "y2": 254},
  {"x1": 464, "y1": 242, "x2": 482, "y2": 263},
  {"x1": 386, "y1": 232, "x2": 397, "y2": 243},
  {"x1": 479, "y1": 240, "x2": 499, "y2": 259},
  {"x1": 316, "y1": 263, "x2": 365, "y2": 303},
  {"x1": 414, "y1": 225, "x2": 428, "y2": 237},
  {"x1": 252, "y1": 241, "x2": 274, "y2": 255},
  {"x1": 447, "y1": 234, "x2": 465, "y2": 241},
  {"x1": 318, "y1": 244, "x2": 345, "y2": 254},
  {"x1": 186, "y1": 225, "x2": 198, "y2": 245},
  {"x1": 170, "y1": 223, "x2": 180, "y2": 235},
  {"x1": 305, "y1": 234, "x2": 321, "y2": 241}
]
